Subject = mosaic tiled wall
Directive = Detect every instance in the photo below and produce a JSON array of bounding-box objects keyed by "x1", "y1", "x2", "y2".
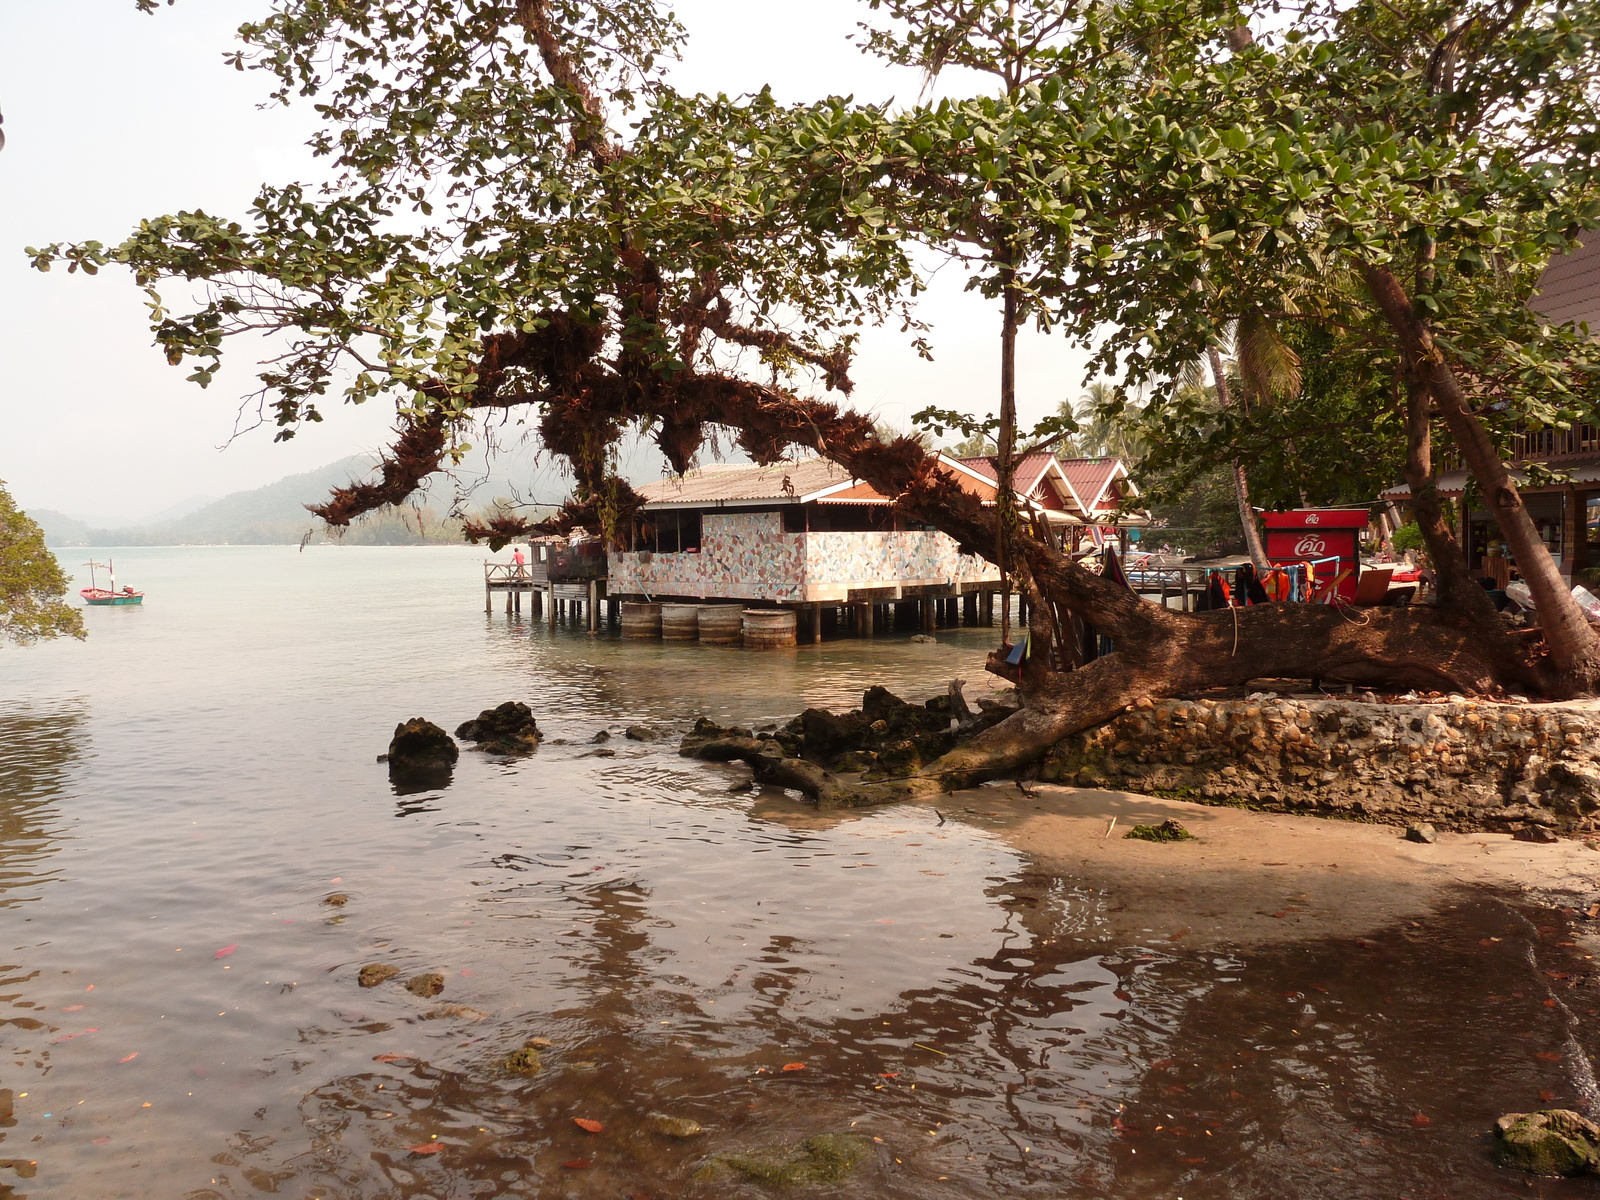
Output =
[{"x1": 607, "y1": 511, "x2": 1000, "y2": 601}]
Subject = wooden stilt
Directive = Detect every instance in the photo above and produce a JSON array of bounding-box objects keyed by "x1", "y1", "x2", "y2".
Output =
[
  {"x1": 588, "y1": 581, "x2": 599, "y2": 633},
  {"x1": 810, "y1": 600, "x2": 822, "y2": 644},
  {"x1": 548, "y1": 585, "x2": 557, "y2": 628},
  {"x1": 485, "y1": 584, "x2": 492, "y2": 615}
]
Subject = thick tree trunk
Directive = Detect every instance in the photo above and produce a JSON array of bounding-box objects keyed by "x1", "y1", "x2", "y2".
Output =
[
  {"x1": 1208, "y1": 345, "x2": 1269, "y2": 568},
  {"x1": 1365, "y1": 264, "x2": 1600, "y2": 689},
  {"x1": 997, "y1": 266, "x2": 1020, "y2": 646}
]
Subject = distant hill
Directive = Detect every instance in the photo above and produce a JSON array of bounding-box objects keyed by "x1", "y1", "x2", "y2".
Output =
[
  {"x1": 36, "y1": 426, "x2": 718, "y2": 547},
  {"x1": 39, "y1": 456, "x2": 470, "y2": 546}
]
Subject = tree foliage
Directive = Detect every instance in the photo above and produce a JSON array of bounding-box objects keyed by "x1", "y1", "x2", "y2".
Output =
[{"x1": 0, "y1": 482, "x2": 85, "y2": 647}]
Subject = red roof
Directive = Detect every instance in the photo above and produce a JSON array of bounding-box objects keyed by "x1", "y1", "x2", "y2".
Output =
[{"x1": 1058, "y1": 458, "x2": 1129, "y2": 511}]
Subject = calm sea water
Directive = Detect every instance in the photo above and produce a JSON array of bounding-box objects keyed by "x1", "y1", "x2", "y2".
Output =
[{"x1": 2, "y1": 546, "x2": 1596, "y2": 1199}]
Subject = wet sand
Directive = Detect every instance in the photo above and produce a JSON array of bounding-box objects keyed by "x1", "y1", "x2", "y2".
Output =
[
  {"x1": 948, "y1": 783, "x2": 1600, "y2": 946},
  {"x1": 765, "y1": 780, "x2": 1600, "y2": 948}
]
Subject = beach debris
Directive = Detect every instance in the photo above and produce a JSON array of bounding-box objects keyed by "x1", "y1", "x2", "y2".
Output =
[
  {"x1": 323, "y1": 893, "x2": 350, "y2": 907},
  {"x1": 909, "y1": 634, "x2": 937, "y2": 644},
  {"x1": 1125, "y1": 820, "x2": 1196, "y2": 843},
  {"x1": 386, "y1": 718, "x2": 458, "y2": 780},
  {"x1": 698, "y1": 1133, "x2": 873, "y2": 1186},
  {"x1": 373, "y1": 1053, "x2": 412, "y2": 1063},
  {"x1": 647, "y1": 1113, "x2": 705, "y2": 1138},
  {"x1": 573, "y1": 1117, "x2": 604, "y2": 1133},
  {"x1": 781, "y1": 1062, "x2": 807, "y2": 1072},
  {"x1": 499, "y1": 1044, "x2": 543, "y2": 1074},
  {"x1": 358, "y1": 964, "x2": 401, "y2": 988},
  {"x1": 407, "y1": 1142, "x2": 444, "y2": 1155},
  {"x1": 214, "y1": 944, "x2": 238, "y2": 958},
  {"x1": 1404, "y1": 823, "x2": 1438, "y2": 844},
  {"x1": 1496, "y1": 1109, "x2": 1600, "y2": 1176},
  {"x1": 405, "y1": 972, "x2": 445, "y2": 998},
  {"x1": 455, "y1": 702, "x2": 540, "y2": 755}
]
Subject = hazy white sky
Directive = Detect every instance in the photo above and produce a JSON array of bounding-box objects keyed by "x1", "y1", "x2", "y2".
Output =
[{"x1": 0, "y1": 0, "x2": 1096, "y2": 524}]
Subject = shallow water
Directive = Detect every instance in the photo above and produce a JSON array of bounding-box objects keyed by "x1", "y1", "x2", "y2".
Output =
[{"x1": 3, "y1": 546, "x2": 1598, "y2": 1198}]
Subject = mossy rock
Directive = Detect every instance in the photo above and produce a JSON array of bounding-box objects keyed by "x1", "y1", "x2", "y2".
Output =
[
  {"x1": 405, "y1": 972, "x2": 445, "y2": 998},
  {"x1": 1497, "y1": 1110, "x2": 1600, "y2": 1176},
  {"x1": 1126, "y1": 819, "x2": 1196, "y2": 842},
  {"x1": 647, "y1": 1112, "x2": 704, "y2": 1138},
  {"x1": 699, "y1": 1133, "x2": 872, "y2": 1187},
  {"x1": 358, "y1": 963, "x2": 400, "y2": 988},
  {"x1": 499, "y1": 1044, "x2": 543, "y2": 1075}
]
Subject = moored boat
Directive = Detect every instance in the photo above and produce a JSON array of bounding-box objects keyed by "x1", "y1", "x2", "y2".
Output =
[{"x1": 80, "y1": 559, "x2": 143, "y2": 606}]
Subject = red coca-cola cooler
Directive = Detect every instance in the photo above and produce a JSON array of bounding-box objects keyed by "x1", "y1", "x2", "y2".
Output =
[{"x1": 1262, "y1": 509, "x2": 1367, "y2": 602}]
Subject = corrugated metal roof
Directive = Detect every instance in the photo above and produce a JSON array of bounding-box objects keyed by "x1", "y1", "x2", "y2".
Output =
[
  {"x1": 1381, "y1": 455, "x2": 1600, "y2": 499},
  {"x1": 1533, "y1": 231, "x2": 1600, "y2": 332},
  {"x1": 636, "y1": 458, "x2": 858, "y2": 506}
]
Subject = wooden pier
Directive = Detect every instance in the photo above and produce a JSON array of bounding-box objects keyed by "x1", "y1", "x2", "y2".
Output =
[{"x1": 483, "y1": 540, "x2": 608, "y2": 633}]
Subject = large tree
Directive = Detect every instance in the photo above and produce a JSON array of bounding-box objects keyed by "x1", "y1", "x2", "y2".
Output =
[
  {"x1": 31, "y1": 0, "x2": 1600, "y2": 796},
  {"x1": 0, "y1": 482, "x2": 85, "y2": 647}
]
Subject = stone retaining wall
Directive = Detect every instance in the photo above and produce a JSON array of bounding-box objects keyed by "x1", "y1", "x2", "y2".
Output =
[{"x1": 1037, "y1": 695, "x2": 1600, "y2": 833}]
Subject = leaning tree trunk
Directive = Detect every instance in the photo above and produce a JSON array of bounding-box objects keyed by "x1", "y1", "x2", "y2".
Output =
[
  {"x1": 1365, "y1": 264, "x2": 1600, "y2": 691},
  {"x1": 1208, "y1": 345, "x2": 1269, "y2": 569}
]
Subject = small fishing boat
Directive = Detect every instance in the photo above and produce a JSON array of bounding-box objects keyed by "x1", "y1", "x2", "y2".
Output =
[{"x1": 80, "y1": 559, "x2": 143, "y2": 606}]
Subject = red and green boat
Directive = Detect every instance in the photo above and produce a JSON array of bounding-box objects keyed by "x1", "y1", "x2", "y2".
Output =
[{"x1": 80, "y1": 559, "x2": 143, "y2": 606}]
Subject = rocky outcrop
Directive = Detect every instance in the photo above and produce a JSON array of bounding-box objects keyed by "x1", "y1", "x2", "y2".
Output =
[
  {"x1": 680, "y1": 685, "x2": 1014, "y2": 800},
  {"x1": 385, "y1": 718, "x2": 458, "y2": 779},
  {"x1": 1039, "y1": 695, "x2": 1600, "y2": 835},
  {"x1": 455, "y1": 702, "x2": 540, "y2": 755},
  {"x1": 1496, "y1": 1109, "x2": 1600, "y2": 1175}
]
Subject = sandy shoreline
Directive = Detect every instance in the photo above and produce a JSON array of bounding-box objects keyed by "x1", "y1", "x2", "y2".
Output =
[{"x1": 764, "y1": 779, "x2": 1600, "y2": 949}]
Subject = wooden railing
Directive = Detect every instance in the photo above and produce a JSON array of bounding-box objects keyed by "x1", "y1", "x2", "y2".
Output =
[{"x1": 1438, "y1": 423, "x2": 1600, "y2": 471}]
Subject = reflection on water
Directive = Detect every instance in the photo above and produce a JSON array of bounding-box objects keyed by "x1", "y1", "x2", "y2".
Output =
[{"x1": 0, "y1": 547, "x2": 1593, "y2": 1198}]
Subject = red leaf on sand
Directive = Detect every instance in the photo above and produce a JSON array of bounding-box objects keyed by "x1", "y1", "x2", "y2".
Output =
[
  {"x1": 118, "y1": 1053, "x2": 138, "y2": 1064},
  {"x1": 62, "y1": 1005, "x2": 84, "y2": 1013},
  {"x1": 92, "y1": 1137, "x2": 110, "y2": 1145},
  {"x1": 1411, "y1": 1114, "x2": 1432, "y2": 1127},
  {"x1": 563, "y1": 1158, "x2": 593, "y2": 1169},
  {"x1": 373, "y1": 1054, "x2": 410, "y2": 1063},
  {"x1": 214, "y1": 945, "x2": 238, "y2": 959},
  {"x1": 50, "y1": 1028, "x2": 99, "y2": 1043},
  {"x1": 573, "y1": 1118, "x2": 603, "y2": 1133},
  {"x1": 407, "y1": 1143, "x2": 443, "y2": 1155},
  {"x1": 1541, "y1": 1090, "x2": 1559, "y2": 1102},
  {"x1": 782, "y1": 1063, "x2": 807, "y2": 1072},
  {"x1": 1537, "y1": 1051, "x2": 1564, "y2": 1063},
  {"x1": 878, "y1": 1072, "x2": 899, "y2": 1079}
]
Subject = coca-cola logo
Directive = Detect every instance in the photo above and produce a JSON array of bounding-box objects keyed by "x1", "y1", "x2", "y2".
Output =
[
  {"x1": 1294, "y1": 535, "x2": 1328, "y2": 557},
  {"x1": 1303, "y1": 513, "x2": 1321, "y2": 524}
]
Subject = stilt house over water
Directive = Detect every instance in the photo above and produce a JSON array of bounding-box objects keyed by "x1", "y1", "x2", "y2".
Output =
[{"x1": 604, "y1": 453, "x2": 1147, "y2": 637}]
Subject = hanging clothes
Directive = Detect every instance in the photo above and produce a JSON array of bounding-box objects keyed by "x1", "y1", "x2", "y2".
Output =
[
  {"x1": 1102, "y1": 546, "x2": 1131, "y2": 591},
  {"x1": 1234, "y1": 562, "x2": 1271, "y2": 606},
  {"x1": 1205, "y1": 572, "x2": 1231, "y2": 610}
]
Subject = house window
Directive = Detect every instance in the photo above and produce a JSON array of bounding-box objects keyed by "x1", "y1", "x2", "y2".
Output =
[
  {"x1": 644, "y1": 510, "x2": 702, "y2": 553},
  {"x1": 782, "y1": 506, "x2": 807, "y2": 534},
  {"x1": 809, "y1": 504, "x2": 890, "y2": 532}
]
